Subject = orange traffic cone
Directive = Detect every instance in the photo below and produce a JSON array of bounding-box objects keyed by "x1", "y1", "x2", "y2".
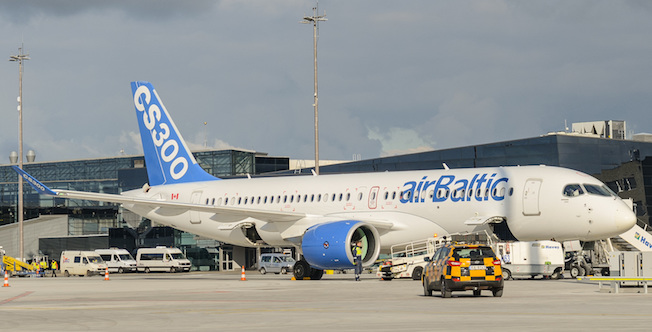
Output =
[
  {"x1": 3, "y1": 271, "x2": 9, "y2": 287},
  {"x1": 240, "y1": 266, "x2": 247, "y2": 281},
  {"x1": 104, "y1": 267, "x2": 110, "y2": 281}
]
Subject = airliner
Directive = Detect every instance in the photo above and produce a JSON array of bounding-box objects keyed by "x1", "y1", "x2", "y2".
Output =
[{"x1": 14, "y1": 81, "x2": 636, "y2": 280}]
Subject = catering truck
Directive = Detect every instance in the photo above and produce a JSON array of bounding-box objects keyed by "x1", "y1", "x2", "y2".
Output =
[{"x1": 495, "y1": 241, "x2": 564, "y2": 279}]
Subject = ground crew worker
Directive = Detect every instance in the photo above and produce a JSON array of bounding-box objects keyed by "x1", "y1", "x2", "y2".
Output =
[
  {"x1": 353, "y1": 241, "x2": 363, "y2": 281},
  {"x1": 51, "y1": 260, "x2": 58, "y2": 277}
]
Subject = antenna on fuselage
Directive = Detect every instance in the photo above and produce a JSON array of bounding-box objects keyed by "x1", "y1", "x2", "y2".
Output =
[{"x1": 442, "y1": 163, "x2": 450, "y2": 170}]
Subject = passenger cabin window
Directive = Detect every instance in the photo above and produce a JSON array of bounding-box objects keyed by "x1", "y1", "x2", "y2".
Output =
[{"x1": 563, "y1": 184, "x2": 584, "y2": 197}]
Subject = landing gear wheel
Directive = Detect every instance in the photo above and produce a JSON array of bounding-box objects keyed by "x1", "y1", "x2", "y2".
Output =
[
  {"x1": 502, "y1": 268, "x2": 512, "y2": 280},
  {"x1": 310, "y1": 268, "x2": 324, "y2": 280},
  {"x1": 423, "y1": 280, "x2": 432, "y2": 296},
  {"x1": 412, "y1": 267, "x2": 423, "y2": 281},
  {"x1": 293, "y1": 260, "x2": 310, "y2": 280},
  {"x1": 492, "y1": 288, "x2": 504, "y2": 297},
  {"x1": 473, "y1": 290, "x2": 481, "y2": 297},
  {"x1": 440, "y1": 278, "x2": 451, "y2": 298}
]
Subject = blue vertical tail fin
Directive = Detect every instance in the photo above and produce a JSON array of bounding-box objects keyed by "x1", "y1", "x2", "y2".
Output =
[{"x1": 131, "y1": 81, "x2": 218, "y2": 186}]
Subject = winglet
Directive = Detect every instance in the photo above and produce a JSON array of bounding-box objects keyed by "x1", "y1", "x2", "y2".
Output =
[{"x1": 11, "y1": 166, "x2": 58, "y2": 196}]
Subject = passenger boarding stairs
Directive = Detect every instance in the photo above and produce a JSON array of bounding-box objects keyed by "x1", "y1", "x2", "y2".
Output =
[{"x1": 612, "y1": 223, "x2": 652, "y2": 252}]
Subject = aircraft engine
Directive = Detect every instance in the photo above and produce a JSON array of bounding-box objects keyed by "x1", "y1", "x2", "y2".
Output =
[{"x1": 301, "y1": 220, "x2": 381, "y2": 270}]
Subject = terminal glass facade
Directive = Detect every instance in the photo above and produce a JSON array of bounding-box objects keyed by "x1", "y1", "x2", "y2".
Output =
[{"x1": 0, "y1": 149, "x2": 287, "y2": 232}]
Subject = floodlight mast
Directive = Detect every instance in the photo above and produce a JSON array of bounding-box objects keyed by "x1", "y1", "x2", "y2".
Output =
[
  {"x1": 300, "y1": 5, "x2": 326, "y2": 175},
  {"x1": 9, "y1": 45, "x2": 30, "y2": 261}
]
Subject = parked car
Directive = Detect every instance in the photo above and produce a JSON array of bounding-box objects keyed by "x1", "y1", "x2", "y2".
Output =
[
  {"x1": 422, "y1": 243, "x2": 504, "y2": 298},
  {"x1": 259, "y1": 253, "x2": 295, "y2": 274}
]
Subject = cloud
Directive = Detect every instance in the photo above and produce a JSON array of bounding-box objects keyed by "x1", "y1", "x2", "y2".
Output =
[{"x1": 368, "y1": 127, "x2": 434, "y2": 157}]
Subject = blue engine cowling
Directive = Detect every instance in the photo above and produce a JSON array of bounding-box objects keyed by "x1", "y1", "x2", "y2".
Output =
[{"x1": 301, "y1": 220, "x2": 381, "y2": 270}]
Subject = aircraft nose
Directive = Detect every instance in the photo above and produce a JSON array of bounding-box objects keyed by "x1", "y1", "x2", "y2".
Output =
[{"x1": 614, "y1": 206, "x2": 636, "y2": 233}]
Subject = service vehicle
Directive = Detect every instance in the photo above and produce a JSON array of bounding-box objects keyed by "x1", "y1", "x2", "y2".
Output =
[
  {"x1": 95, "y1": 248, "x2": 138, "y2": 273},
  {"x1": 60, "y1": 251, "x2": 108, "y2": 277},
  {"x1": 495, "y1": 241, "x2": 564, "y2": 279},
  {"x1": 422, "y1": 243, "x2": 503, "y2": 298},
  {"x1": 378, "y1": 237, "x2": 444, "y2": 280},
  {"x1": 258, "y1": 253, "x2": 295, "y2": 274},
  {"x1": 136, "y1": 247, "x2": 191, "y2": 273}
]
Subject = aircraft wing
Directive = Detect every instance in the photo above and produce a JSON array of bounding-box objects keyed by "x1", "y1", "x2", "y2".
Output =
[{"x1": 13, "y1": 166, "x2": 305, "y2": 222}]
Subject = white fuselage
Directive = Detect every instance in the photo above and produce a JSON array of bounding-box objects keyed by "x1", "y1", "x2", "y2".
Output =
[{"x1": 122, "y1": 165, "x2": 636, "y2": 251}]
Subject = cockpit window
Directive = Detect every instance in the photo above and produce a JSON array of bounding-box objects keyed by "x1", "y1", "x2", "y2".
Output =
[
  {"x1": 563, "y1": 184, "x2": 584, "y2": 197},
  {"x1": 583, "y1": 184, "x2": 613, "y2": 197}
]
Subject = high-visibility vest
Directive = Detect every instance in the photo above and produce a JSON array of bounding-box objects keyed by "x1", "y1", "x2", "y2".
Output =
[
  {"x1": 354, "y1": 246, "x2": 362, "y2": 257},
  {"x1": 51, "y1": 261, "x2": 58, "y2": 270}
]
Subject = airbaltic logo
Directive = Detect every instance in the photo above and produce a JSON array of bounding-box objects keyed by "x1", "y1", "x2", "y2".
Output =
[
  {"x1": 134, "y1": 85, "x2": 189, "y2": 180},
  {"x1": 400, "y1": 173, "x2": 508, "y2": 203}
]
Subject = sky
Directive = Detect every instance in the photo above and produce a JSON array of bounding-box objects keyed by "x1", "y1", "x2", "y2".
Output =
[{"x1": 0, "y1": 1, "x2": 651, "y2": 164}]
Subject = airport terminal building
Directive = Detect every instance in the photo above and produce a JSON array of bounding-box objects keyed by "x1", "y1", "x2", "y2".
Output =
[{"x1": 1, "y1": 120, "x2": 652, "y2": 270}]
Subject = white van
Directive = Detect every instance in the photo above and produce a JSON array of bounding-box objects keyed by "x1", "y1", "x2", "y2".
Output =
[
  {"x1": 258, "y1": 253, "x2": 295, "y2": 274},
  {"x1": 95, "y1": 248, "x2": 138, "y2": 273},
  {"x1": 60, "y1": 251, "x2": 108, "y2": 277},
  {"x1": 136, "y1": 247, "x2": 191, "y2": 273}
]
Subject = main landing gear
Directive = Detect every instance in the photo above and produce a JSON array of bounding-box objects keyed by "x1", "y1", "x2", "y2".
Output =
[{"x1": 293, "y1": 259, "x2": 324, "y2": 280}]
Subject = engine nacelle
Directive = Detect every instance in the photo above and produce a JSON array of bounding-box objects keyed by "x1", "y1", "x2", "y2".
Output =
[{"x1": 301, "y1": 220, "x2": 381, "y2": 270}]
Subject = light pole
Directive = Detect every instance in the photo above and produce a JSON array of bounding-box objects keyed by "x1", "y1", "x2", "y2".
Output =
[
  {"x1": 10, "y1": 45, "x2": 29, "y2": 261},
  {"x1": 300, "y1": 5, "x2": 326, "y2": 175}
]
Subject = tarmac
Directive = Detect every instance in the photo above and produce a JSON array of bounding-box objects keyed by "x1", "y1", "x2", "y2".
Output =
[{"x1": 1, "y1": 271, "x2": 651, "y2": 331}]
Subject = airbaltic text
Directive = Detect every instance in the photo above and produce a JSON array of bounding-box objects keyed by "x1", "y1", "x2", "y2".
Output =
[{"x1": 400, "y1": 173, "x2": 509, "y2": 203}]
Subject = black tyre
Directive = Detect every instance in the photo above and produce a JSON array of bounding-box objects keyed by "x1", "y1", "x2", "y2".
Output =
[
  {"x1": 441, "y1": 278, "x2": 452, "y2": 298},
  {"x1": 492, "y1": 288, "x2": 504, "y2": 297},
  {"x1": 259, "y1": 267, "x2": 267, "y2": 275},
  {"x1": 281, "y1": 267, "x2": 288, "y2": 274},
  {"x1": 310, "y1": 268, "x2": 324, "y2": 280},
  {"x1": 293, "y1": 260, "x2": 310, "y2": 279},
  {"x1": 118, "y1": 267, "x2": 124, "y2": 274},
  {"x1": 502, "y1": 268, "x2": 512, "y2": 280},
  {"x1": 473, "y1": 289, "x2": 481, "y2": 297},
  {"x1": 551, "y1": 268, "x2": 563, "y2": 279},
  {"x1": 570, "y1": 266, "x2": 580, "y2": 278},
  {"x1": 423, "y1": 279, "x2": 432, "y2": 296},
  {"x1": 602, "y1": 268, "x2": 610, "y2": 276},
  {"x1": 64, "y1": 270, "x2": 70, "y2": 277},
  {"x1": 412, "y1": 267, "x2": 423, "y2": 281},
  {"x1": 144, "y1": 267, "x2": 151, "y2": 273}
]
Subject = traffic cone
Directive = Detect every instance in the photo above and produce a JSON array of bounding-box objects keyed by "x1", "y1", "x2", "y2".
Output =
[
  {"x1": 240, "y1": 266, "x2": 247, "y2": 281},
  {"x1": 3, "y1": 271, "x2": 9, "y2": 287},
  {"x1": 104, "y1": 267, "x2": 110, "y2": 281}
]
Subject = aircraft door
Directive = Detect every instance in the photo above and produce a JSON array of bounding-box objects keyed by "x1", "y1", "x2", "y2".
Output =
[
  {"x1": 368, "y1": 186, "x2": 379, "y2": 209},
  {"x1": 190, "y1": 191, "x2": 202, "y2": 224},
  {"x1": 522, "y1": 179, "x2": 542, "y2": 216}
]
